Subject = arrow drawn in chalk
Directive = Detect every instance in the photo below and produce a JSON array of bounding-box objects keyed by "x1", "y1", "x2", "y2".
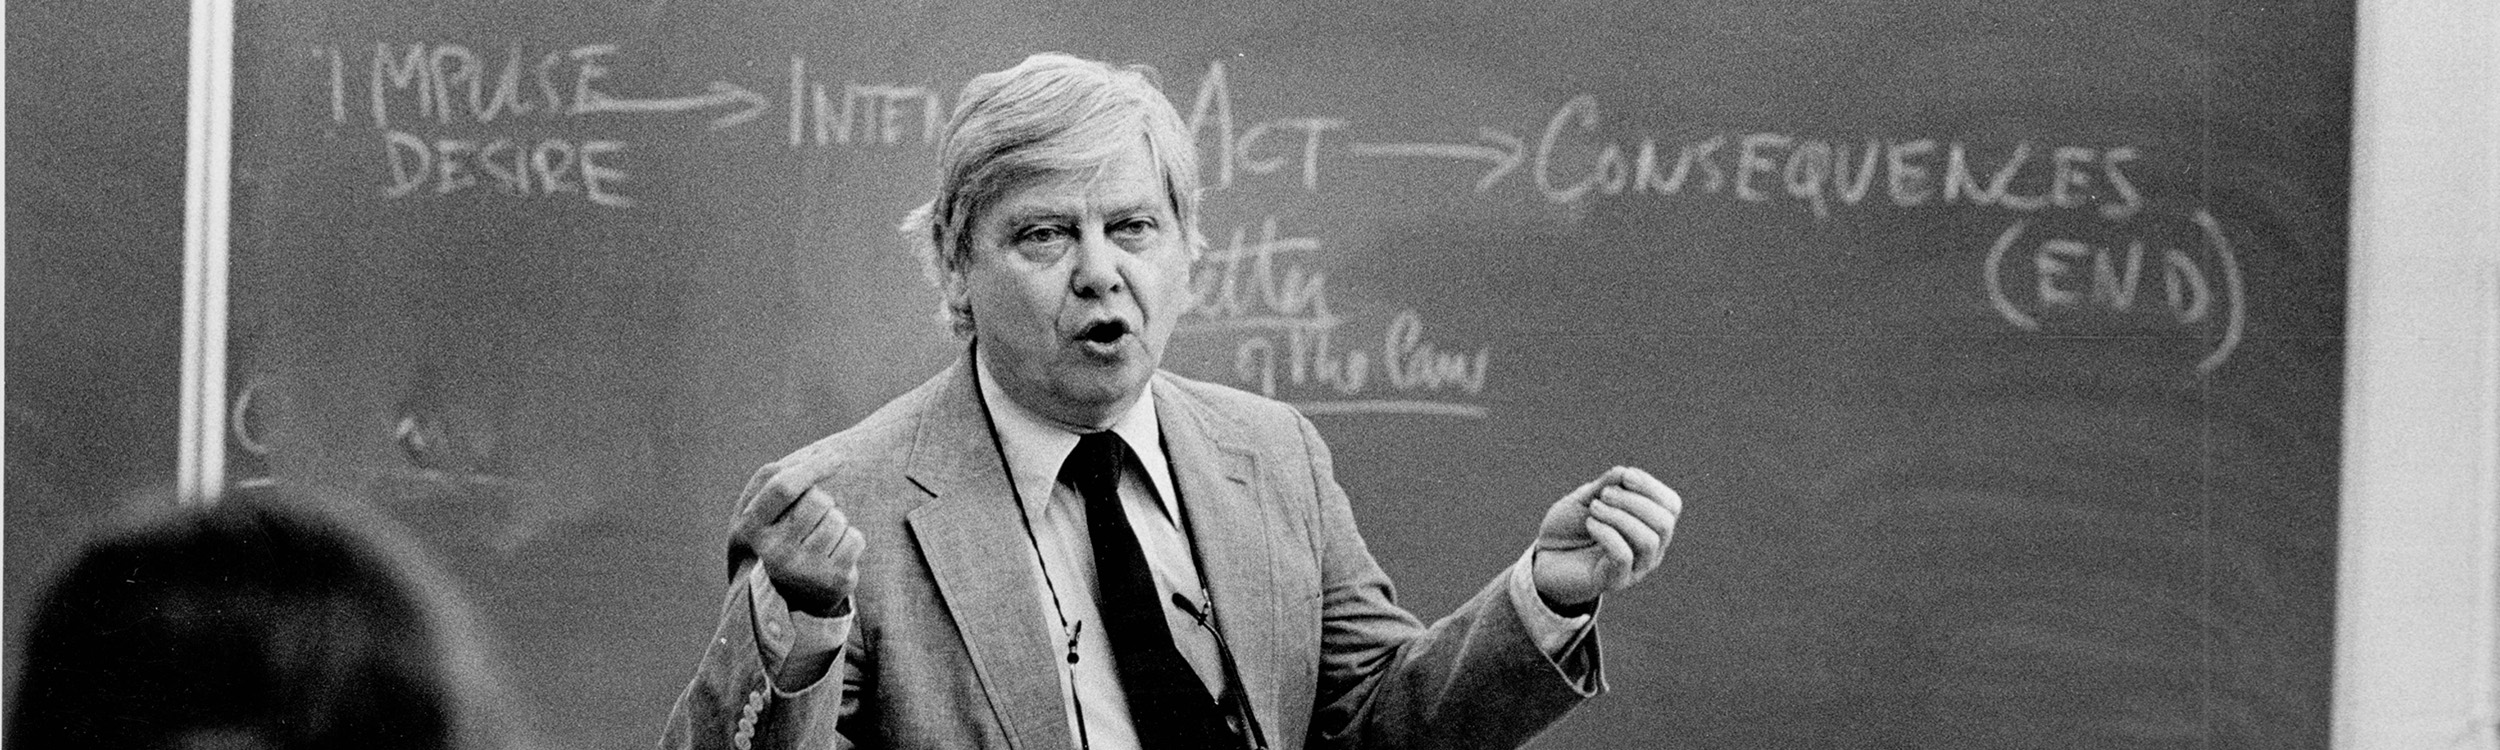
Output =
[
  {"x1": 1349, "y1": 127, "x2": 1525, "y2": 192},
  {"x1": 573, "y1": 80, "x2": 770, "y2": 130}
]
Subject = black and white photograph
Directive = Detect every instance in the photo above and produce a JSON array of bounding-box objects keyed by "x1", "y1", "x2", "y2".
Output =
[{"x1": 8, "y1": 1, "x2": 2493, "y2": 748}]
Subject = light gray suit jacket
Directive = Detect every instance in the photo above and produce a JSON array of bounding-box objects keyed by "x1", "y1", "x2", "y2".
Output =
[{"x1": 661, "y1": 352, "x2": 1601, "y2": 750}]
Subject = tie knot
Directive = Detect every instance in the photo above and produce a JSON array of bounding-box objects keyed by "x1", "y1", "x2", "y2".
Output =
[{"x1": 1061, "y1": 431, "x2": 1127, "y2": 494}]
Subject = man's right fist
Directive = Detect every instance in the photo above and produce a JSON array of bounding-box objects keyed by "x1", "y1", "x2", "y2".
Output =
[{"x1": 728, "y1": 469, "x2": 866, "y2": 618}]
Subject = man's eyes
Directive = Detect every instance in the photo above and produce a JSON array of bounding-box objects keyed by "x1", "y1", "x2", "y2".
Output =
[
  {"x1": 1109, "y1": 218, "x2": 1159, "y2": 238},
  {"x1": 1014, "y1": 225, "x2": 1071, "y2": 246},
  {"x1": 1008, "y1": 217, "x2": 1160, "y2": 250}
]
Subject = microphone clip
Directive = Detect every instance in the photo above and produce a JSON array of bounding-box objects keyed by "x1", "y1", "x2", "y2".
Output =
[{"x1": 1170, "y1": 590, "x2": 1270, "y2": 750}]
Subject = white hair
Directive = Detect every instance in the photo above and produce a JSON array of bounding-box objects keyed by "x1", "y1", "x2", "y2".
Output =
[{"x1": 898, "y1": 52, "x2": 1207, "y2": 336}]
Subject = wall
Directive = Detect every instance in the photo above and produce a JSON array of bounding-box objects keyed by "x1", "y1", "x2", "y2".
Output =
[{"x1": 2337, "y1": 1, "x2": 2500, "y2": 747}]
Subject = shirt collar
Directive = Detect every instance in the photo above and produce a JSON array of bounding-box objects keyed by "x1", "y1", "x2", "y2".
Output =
[{"x1": 975, "y1": 352, "x2": 1178, "y2": 521}]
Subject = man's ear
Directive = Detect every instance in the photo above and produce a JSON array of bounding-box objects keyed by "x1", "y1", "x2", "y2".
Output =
[
  {"x1": 940, "y1": 264, "x2": 972, "y2": 323},
  {"x1": 1174, "y1": 227, "x2": 1205, "y2": 313},
  {"x1": 1169, "y1": 254, "x2": 1199, "y2": 319}
]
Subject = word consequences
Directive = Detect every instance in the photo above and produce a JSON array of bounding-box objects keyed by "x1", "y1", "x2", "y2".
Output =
[
  {"x1": 1982, "y1": 209, "x2": 2247, "y2": 373},
  {"x1": 1187, "y1": 68, "x2": 2152, "y2": 227},
  {"x1": 1192, "y1": 72, "x2": 2243, "y2": 374},
  {"x1": 1524, "y1": 96, "x2": 2147, "y2": 220},
  {"x1": 313, "y1": 47, "x2": 2155, "y2": 225},
  {"x1": 1185, "y1": 218, "x2": 1493, "y2": 418},
  {"x1": 298, "y1": 48, "x2": 2250, "y2": 374}
]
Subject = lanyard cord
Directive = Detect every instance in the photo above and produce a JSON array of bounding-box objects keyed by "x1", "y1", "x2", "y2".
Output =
[
  {"x1": 1010, "y1": 481, "x2": 1092, "y2": 750},
  {"x1": 977, "y1": 376, "x2": 1094, "y2": 750}
]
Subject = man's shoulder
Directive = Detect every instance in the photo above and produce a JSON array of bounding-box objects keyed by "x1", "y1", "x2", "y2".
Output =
[
  {"x1": 767, "y1": 367, "x2": 958, "y2": 473},
  {"x1": 1152, "y1": 369, "x2": 1310, "y2": 438}
]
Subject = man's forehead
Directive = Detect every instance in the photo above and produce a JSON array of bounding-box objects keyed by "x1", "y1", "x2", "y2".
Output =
[{"x1": 987, "y1": 156, "x2": 1174, "y2": 216}]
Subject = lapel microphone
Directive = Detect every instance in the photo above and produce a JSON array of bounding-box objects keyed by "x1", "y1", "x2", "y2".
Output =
[{"x1": 1170, "y1": 591, "x2": 1271, "y2": 750}]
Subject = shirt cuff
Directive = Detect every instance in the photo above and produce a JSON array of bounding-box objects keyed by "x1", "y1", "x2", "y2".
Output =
[
  {"x1": 1506, "y1": 547, "x2": 1596, "y2": 657},
  {"x1": 745, "y1": 563, "x2": 852, "y2": 695}
]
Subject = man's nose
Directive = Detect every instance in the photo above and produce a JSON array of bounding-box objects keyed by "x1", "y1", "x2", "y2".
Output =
[{"x1": 1068, "y1": 229, "x2": 1125, "y2": 298}]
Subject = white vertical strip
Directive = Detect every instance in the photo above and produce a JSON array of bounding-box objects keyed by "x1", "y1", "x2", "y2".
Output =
[
  {"x1": 2338, "y1": 0, "x2": 2500, "y2": 747},
  {"x1": 178, "y1": 0, "x2": 236, "y2": 504},
  {"x1": 2483, "y1": 263, "x2": 2500, "y2": 746}
]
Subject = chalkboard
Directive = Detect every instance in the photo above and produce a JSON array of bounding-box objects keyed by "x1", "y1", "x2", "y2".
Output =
[{"x1": 222, "y1": 1, "x2": 2351, "y2": 748}]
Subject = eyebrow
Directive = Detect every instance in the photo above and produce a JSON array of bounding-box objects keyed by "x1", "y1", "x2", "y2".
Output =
[
  {"x1": 994, "y1": 207, "x2": 1078, "y2": 226},
  {"x1": 993, "y1": 199, "x2": 1170, "y2": 226},
  {"x1": 1103, "y1": 200, "x2": 1172, "y2": 219}
]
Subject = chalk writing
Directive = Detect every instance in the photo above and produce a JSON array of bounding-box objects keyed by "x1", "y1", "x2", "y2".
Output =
[
  {"x1": 329, "y1": 42, "x2": 758, "y2": 128},
  {"x1": 784, "y1": 56, "x2": 946, "y2": 147},
  {"x1": 1348, "y1": 129, "x2": 1525, "y2": 192},
  {"x1": 289, "y1": 49, "x2": 2253, "y2": 384},
  {"x1": 1184, "y1": 61, "x2": 1349, "y2": 191},
  {"x1": 1185, "y1": 61, "x2": 1238, "y2": 187},
  {"x1": 310, "y1": 43, "x2": 652, "y2": 204},
  {"x1": 575, "y1": 79, "x2": 768, "y2": 130},
  {"x1": 1381, "y1": 310, "x2": 1489, "y2": 393},
  {"x1": 1184, "y1": 218, "x2": 1494, "y2": 417},
  {"x1": 1189, "y1": 216, "x2": 1334, "y2": 326},
  {"x1": 313, "y1": 43, "x2": 985, "y2": 205},
  {"x1": 1982, "y1": 209, "x2": 2247, "y2": 373},
  {"x1": 381, "y1": 132, "x2": 636, "y2": 207},
  {"x1": 312, "y1": 50, "x2": 2170, "y2": 224},
  {"x1": 1529, "y1": 94, "x2": 2148, "y2": 221},
  {"x1": 351, "y1": 43, "x2": 575, "y2": 126}
]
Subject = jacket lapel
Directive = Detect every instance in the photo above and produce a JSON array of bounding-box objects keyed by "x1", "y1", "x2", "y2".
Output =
[
  {"x1": 1153, "y1": 376, "x2": 1283, "y2": 734},
  {"x1": 905, "y1": 357, "x2": 1069, "y2": 750}
]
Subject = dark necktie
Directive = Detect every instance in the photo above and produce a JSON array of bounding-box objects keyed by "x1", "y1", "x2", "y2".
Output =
[{"x1": 1062, "y1": 431, "x2": 1235, "y2": 748}]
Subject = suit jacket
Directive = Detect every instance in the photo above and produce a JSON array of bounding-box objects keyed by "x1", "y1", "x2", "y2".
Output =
[{"x1": 661, "y1": 352, "x2": 1601, "y2": 750}]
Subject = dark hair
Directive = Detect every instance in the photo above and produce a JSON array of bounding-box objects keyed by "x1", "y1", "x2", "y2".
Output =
[{"x1": 8, "y1": 486, "x2": 514, "y2": 750}]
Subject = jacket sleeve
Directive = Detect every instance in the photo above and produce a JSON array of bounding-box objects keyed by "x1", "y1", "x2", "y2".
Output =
[
  {"x1": 1295, "y1": 415, "x2": 1606, "y2": 750},
  {"x1": 658, "y1": 563, "x2": 859, "y2": 750}
]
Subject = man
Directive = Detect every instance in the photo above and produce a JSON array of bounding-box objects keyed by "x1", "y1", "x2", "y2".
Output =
[{"x1": 662, "y1": 53, "x2": 1681, "y2": 750}]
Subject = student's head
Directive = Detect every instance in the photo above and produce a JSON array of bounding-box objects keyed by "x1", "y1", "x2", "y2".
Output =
[
  {"x1": 901, "y1": 53, "x2": 1206, "y2": 430},
  {"x1": 8, "y1": 486, "x2": 517, "y2": 750}
]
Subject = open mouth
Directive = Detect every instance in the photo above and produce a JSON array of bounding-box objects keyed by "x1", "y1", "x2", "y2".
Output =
[{"x1": 1077, "y1": 320, "x2": 1131, "y2": 345}]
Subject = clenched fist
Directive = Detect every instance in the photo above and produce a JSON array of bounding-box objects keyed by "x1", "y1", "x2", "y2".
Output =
[
  {"x1": 728, "y1": 466, "x2": 866, "y2": 618},
  {"x1": 1531, "y1": 466, "x2": 1682, "y2": 613}
]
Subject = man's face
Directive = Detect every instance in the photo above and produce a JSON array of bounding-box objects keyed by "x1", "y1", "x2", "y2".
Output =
[{"x1": 953, "y1": 142, "x2": 1190, "y2": 430}]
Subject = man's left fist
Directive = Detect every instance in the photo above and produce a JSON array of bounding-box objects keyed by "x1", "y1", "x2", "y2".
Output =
[{"x1": 1531, "y1": 466, "x2": 1682, "y2": 612}]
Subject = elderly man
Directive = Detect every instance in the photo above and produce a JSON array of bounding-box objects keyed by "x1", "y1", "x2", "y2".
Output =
[{"x1": 661, "y1": 52, "x2": 1681, "y2": 750}]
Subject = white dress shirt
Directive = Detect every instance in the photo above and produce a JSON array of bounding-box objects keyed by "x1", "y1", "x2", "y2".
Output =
[
  {"x1": 971, "y1": 356, "x2": 1594, "y2": 750},
  {"x1": 748, "y1": 358, "x2": 1597, "y2": 748},
  {"x1": 976, "y1": 355, "x2": 1226, "y2": 749}
]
